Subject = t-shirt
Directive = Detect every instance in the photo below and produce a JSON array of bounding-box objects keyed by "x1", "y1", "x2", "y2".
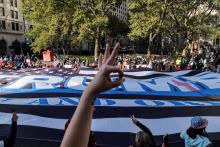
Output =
[{"x1": 180, "y1": 131, "x2": 212, "y2": 147}]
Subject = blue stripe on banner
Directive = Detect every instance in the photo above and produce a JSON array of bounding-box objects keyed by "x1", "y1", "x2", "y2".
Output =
[
  {"x1": 2, "y1": 88, "x2": 220, "y2": 97},
  {"x1": 1, "y1": 98, "x2": 220, "y2": 107}
]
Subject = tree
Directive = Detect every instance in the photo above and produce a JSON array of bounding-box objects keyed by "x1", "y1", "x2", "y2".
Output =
[
  {"x1": 23, "y1": 0, "x2": 123, "y2": 60},
  {"x1": 22, "y1": 0, "x2": 78, "y2": 54},
  {"x1": 163, "y1": 0, "x2": 220, "y2": 52},
  {"x1": 74, "y1": 0, "x2": 123, "y2": 61},
  {"x1": 128, "y1": 0, "x2": 169, "y2": 55},
  {"x1": 128, "y1": 0, "x2": 220, "y2": 55}
]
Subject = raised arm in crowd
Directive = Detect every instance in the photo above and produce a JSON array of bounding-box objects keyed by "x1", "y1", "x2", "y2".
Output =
[
  {"x1": 0, "y1": 112, "x2": 18, "y2": 147},
  {"x1": 61, "y1": 41, "x2": 125, "y2": 147}
]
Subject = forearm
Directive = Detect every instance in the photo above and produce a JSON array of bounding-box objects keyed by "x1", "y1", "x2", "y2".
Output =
[
  {"x1": 61, "y1": 90, "x2": 95, "y2": 147},
  {"x1": 61, "y1": 42, "x2": 122, "y2": 147}
]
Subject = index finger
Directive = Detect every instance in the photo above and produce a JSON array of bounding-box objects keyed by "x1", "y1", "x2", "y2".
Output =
[
  {"x1": 106, "y1": 42, "x2": 120, "y2": 65},
  {"x1": 103, "y1": 43, "x2": 110, "y2": 63}
]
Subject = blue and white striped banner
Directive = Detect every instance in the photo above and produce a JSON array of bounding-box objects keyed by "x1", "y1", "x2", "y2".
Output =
[{"x1": 0, "y1": 69, "x2": 220, "y2": 146}]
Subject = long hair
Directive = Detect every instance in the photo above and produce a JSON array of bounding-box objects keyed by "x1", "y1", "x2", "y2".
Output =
[
  {"x1": 187, "y1": 127, "x2": 208, "y2": 139},
  {"x1": 135, "y1": 131, "x2": 154, "y2": 147}
]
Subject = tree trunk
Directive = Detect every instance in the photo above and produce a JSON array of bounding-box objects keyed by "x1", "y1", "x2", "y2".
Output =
[
  {"x1": 94, "y1": 27, "x2": 100, "y2": 62},
  {"x1": 147, "y1": 33, "x2": 156, "y2": 58},
  {"x1": 62, "y1": 46, "x2": 66, "y2": 56},
  {"x1": 160, "y1": 32, "x2": 164, "y2": 56}
]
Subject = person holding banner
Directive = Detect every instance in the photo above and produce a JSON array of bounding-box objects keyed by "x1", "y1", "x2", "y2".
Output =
[
  {"x1": 0, "y1": 112, "x2": 18, "y2": 147},
  {"x1": 180, "y1": 116, "x2": 212, "y2": 147},
  {"x1": 130, "y1": 115, "x2": 156, "y2": 147},
  {"x1": 61, "y1": 41, "x2": 125, "y2": 147},
  {"x1": 130, "y1": 115, "x2": 169, "y2": 147}
]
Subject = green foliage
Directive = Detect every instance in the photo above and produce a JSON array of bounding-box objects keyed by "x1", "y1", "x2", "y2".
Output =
[
  {"x1": 128, "y1": 0, "x2": 220, "y2": 51},
  {"x1": 23, "y1": 0, "x2": 126, "y2": 54},
  {"x1": 23, "y1": 0, "x2": 124, "y2": 55},
  {"x1": 210, "y1": 26, "x2": 220, "y2": 40},
  {"x1": 128, "y1": 0, "x2": 162, "y2": 40},
  {"x1": 23, "y1": 0, "x2": 79, "y2": 52},
  {"x1": 78, "y1": 0, "x2": 123, "y2": 59}
]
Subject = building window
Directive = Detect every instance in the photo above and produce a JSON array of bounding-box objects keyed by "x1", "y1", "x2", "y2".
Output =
[
  {"x1": 10, "y1": 0, "x2": 13, "y2": 6},
  {"x1": 10, "y1": 10, "x2": 14, "y2": 18},
  {"x1": 0, "y1": 0, "x2": 3, "y2": 3},
  {"x1": 20, "y1": 24, "x2": 22, "y2": 30},
  {"x1": 2, "y1": 20, "x2": 6, "y2": 30},
  {"x1": 14, "y1": 11, "x2": 18, "y2": 19},
  {"x1": 14, "y1": 0, "x2": 17, "y2": 7},
  {"x1": 0, "y1": 7, "x2": 4, "y2": 16},
  {"x1": 11, "y1": 22, "x2": 15, "y2": 30},
  {"x1": 15, "y1": 23, "x2": 19, "y2": 31}
]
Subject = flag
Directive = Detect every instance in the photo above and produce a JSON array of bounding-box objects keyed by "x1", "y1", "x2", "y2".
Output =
[{"x1": 0, "y1": 69, "x2": 220, "y2": 146}]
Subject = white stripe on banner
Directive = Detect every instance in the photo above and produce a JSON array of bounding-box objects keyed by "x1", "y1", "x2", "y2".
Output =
[
  {"x1": 78, "y1": 70, "x2": 98, "y2": 75},
  {"x1": 78, "y1": 70, "x2": 193, "y2": 76},
  {"x1": 0, "y1": 112, "x2": 67, "y2": 130},
  {"x1": 0, "y1": 112, "x2": 220, "y2": 136},
  {"x1": 124, "y1": 70, "x2": 193, "y2": 77},
  {"x1": 1, "y1": 98, "x2": 220, "y2": 107}
]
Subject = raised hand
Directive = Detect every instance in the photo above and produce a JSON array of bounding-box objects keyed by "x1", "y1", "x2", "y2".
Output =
[
  {"x1": 86, "y1": 42, "x2": 125, "y2": 95},
  {"x1": 12, "y1": 112, "x2": 18, "y2": 122},
  {"x1": 61, "y1": 42, "x2": 125, "y2": 147},
  {"x1": 131, "y1": 114, "x2": 138, "y2": 124}
]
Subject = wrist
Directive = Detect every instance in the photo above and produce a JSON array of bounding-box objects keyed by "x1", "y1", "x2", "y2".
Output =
[
  {"x1": 82, "y1": 87, "x2": 97, "y2": 104},
  {"x1": 84, "y1": 86, "x2": 96, "y2": 97}
]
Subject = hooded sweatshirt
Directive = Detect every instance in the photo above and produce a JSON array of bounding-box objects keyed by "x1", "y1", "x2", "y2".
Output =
[{"x1": 180, "y1": 131, "x2": 212, "y2": 147}]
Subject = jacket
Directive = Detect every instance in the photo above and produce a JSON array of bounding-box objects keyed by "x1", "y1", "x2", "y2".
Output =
[{"x1": 180, "y1": 131, "x2": 212, "y2": 147}]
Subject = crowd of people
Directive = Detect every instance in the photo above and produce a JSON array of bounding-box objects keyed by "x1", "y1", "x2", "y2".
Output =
[
  {"x1": 114, "y1": 47, "x2": 220, "y2": 72},
  {"x1": 0, "y1": 54, "x2": 42, "y2": 69},
  {"x1": 1, "y1": 46, "x2": 220, "y2": 73}
]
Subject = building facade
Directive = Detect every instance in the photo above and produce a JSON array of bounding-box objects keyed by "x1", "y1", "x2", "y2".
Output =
[
  {"x1": 0, "y1": 0, "x2": 24, "y2": 55},
  {"x1": 113, "y1": 0, "x2": 129, "y2": 23}
]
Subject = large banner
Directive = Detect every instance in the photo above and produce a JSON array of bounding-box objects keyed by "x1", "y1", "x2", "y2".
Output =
[{"x1": 0, "y1": 68, "x2": 220, "y2": 146}]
